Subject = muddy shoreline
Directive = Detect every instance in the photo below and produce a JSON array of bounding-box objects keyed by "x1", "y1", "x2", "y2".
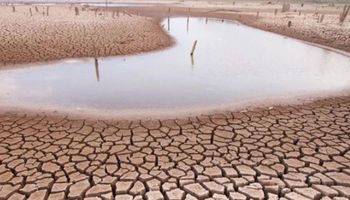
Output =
[
  {"x1": 0, "y1": 4, "x2": 349, "y2": 66},
  {"x1": 0, "y1": 3, "x2": 349, "y2": 120},
  {"x1": 121, "y1": 5, "x2": 350, "y2": 54},
  {"x1": 1, "y1": 90, "x2": 350, "y2": 121},
  {"x1": 0, "y1": 83, "x2": 349, "y2": 200},
  {"x1": 0, "y1": 3, "x2": 350, "y2": 200}
]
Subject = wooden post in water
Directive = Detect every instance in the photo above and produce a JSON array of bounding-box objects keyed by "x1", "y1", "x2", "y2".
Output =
[
  {"x1": 187, "y1": 17, "x2": 189, "y2": 32},
  {"x1": 190, "y1": 40, "x2": 197, "y2": 66},
  {"x1": 94, "y1": 58, "x2": 100, "y2": 82},
  {"x1": 75, "y1": 7, "x2": 79, "y2": 16},
  {"x1": 191, "y1": 54, "x2": 195, "y2": 66},
  {"x1": 167, "y1": 7, "x2": 171, "y2": 31},
  {"x1": 190, "y1": 40, "x2": 197, "y2": 56},
  {"x1": 187, "y1": 7, "x2": 190, "y2": 32},
  {"x1": 29, "y1": 8, "x2": 32, "y2": 16}
]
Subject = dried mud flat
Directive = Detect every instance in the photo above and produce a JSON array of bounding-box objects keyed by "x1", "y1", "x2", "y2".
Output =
[
  {"x1": 0, "y1": 2, "x2": 350, "y2": 200},
  {"x1": 0, "y1": 5, "x2": 172, "y2": 65},
  {"x1": 0, "y1": 96, "x2": 350, "y2": 200}
]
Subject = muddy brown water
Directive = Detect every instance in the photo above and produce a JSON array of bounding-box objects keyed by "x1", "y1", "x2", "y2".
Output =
[{"x1": 0, "y1": 18, "x2": 350, "y2": 115}]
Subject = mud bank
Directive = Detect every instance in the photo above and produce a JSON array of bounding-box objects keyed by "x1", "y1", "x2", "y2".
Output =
[{"x1": 0, "y1": 5, "x2": 173, "y2": 66}]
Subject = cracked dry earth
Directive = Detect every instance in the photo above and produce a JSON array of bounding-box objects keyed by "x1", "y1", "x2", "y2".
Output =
[
  {"x1": 0, "y1": 97, "x2": 350, "y2": 200},
  {"x1": 0, "y1": 5, "x2": 171, "y2": 65}
]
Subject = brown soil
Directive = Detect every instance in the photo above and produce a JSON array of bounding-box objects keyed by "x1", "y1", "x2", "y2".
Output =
[
  {"x1": 0, "y1": 5, "x2": 173, "y2": 66},
  {"x1": 0, "y1": 95, "x2": 349, "y2": 200},
  {"x1": 0, "y1": 3, "x2": 350, "y2": 199}
]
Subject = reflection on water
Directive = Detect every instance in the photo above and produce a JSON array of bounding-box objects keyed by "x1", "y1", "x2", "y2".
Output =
[
  {"x1": 0, "y1": 18, "x2": 350, "y2": 113},
  {"x1": 187, "y1": 17, "x2": 189, "y2": 32},
  {"x1": 167, "y1": 17, "x2": 170, "y2": 31}
]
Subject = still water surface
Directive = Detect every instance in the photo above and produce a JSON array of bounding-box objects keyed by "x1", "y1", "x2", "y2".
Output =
[{"x1": 1, "y1": 18, "x2": 350, "y2": 114}]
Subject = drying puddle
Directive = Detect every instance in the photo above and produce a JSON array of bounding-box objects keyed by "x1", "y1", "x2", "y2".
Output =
[{"x1": 1, "y1": 18, "x2": 350, "y2": 116}]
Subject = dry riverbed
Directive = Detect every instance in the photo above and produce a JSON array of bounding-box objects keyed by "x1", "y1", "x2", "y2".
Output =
[
  {"x1": 0, "y1": 2, "x2": 350, "y2": 200},
  {"x1": 0, "y1": 96, "x2": 350, "y2": 199},
  {"x1": 0, "y1": 5, "x2": 172, "y2": 65}
]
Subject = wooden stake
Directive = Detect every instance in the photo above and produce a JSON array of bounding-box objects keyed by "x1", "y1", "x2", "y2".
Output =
[
  {"x1": 187, "y1": 17, "x2": 189, "y2": 32},
  {"x1": 190, "y1": 40, "x2": 198, "y2": 56},
  {"x1": 191, "y1": 54, "x2": 195, "y2": 66},
  {"x1": 75, "y1": 7, "x2": 79, "y2": 16},
  {"x1": 95, "y1": 58, "x2": 100, "y2": 82}
]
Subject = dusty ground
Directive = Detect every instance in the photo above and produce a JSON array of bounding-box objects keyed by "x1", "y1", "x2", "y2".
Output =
[
  {"x1": 0, "y1": 96, "x2": 350, "y2": 199},
  {"x1": 0, "y1": 5, "x2": 172, "y2": 65},
  {"x1": 0, "y1": 1, "x2": 350, "y2": 200}
]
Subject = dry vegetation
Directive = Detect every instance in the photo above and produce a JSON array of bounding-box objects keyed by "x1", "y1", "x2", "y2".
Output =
[{"x1": 0, "y1": 5, "x2": 172, "y2": 65}]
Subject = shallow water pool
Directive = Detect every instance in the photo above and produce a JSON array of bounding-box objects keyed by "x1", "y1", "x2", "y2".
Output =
[{"x1": 1, "y1": 18, "x2": 350, "y2": 115}]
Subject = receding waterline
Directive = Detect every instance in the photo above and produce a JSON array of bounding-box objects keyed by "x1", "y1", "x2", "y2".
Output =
[{"x1": 1, "y1": 17, "x2": 350, "y2": 116}]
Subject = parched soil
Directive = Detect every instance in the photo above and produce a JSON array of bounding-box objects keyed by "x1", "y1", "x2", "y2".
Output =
[
  {"x1": 0, "y1": 96, "x2": 350, "y2": 199},
  {"x1": 0, "y1": 5, "x2": 173, "y2": 66},
  {"x1": 0, "y1": 2, "x2": 350, "y2": 200}
]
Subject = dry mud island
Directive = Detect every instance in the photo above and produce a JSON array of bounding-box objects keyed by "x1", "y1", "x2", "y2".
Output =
[
  {"x1": 0, "y1": 5, "x2": 172, "y2": 65},
  {"x1": 1, "y1": 1, "x2": 350, "y2": 200}
]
